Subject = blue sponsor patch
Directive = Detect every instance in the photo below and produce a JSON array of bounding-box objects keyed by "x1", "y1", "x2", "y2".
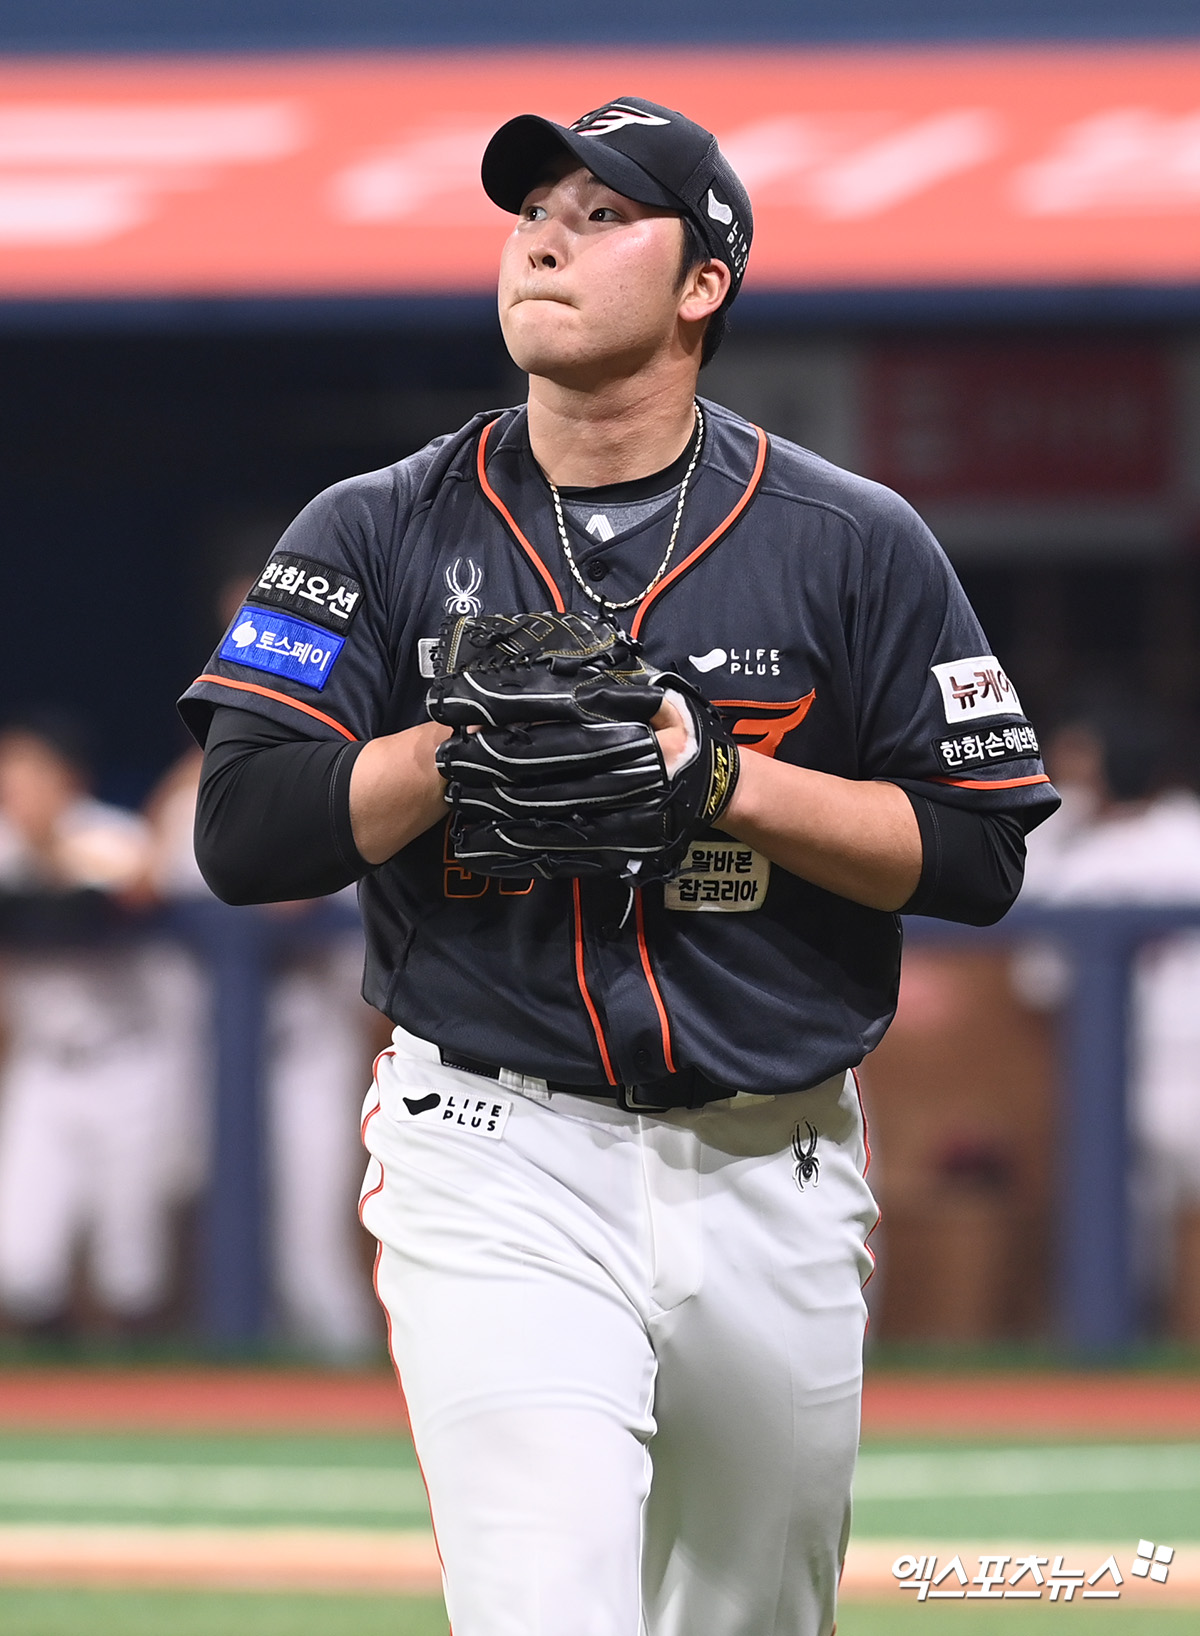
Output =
[{"x1": 219, "y1": 606, "x2": 344, "y2": 691}]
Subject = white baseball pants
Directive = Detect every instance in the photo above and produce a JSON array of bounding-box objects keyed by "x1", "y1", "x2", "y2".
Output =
[
  {"x1": 0, "y1": 947, "x2": 204, "y2": 1321},
  {"x1": 361, "y1": 1026, "x2": 877, "y2": 1636}
]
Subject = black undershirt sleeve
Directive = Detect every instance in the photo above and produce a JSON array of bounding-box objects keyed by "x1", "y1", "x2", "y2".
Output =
[
  {"x1": 900, "y1": 794, "x2": 1028, "y2": 926},
  {"x1": 195, "y1": 706, "x2": 369, "y2": 905},
  {"x1": 195, "y1": 708, "x2": 1027, "y2": 919}
]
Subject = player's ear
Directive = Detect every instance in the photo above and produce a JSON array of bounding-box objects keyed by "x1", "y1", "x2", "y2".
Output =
[{"x1": 677, "y1": 258, "x2": 730, "y2": 325}]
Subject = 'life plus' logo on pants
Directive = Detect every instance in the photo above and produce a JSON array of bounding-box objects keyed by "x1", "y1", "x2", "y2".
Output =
[{"x1": 398, "y1": 1090, "x2": 511, "y2": 1140}]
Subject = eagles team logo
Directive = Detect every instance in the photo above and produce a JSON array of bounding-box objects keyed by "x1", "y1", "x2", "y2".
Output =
[
  {"x1": 444, "y1": 558, "x2": 484, "y2": 617},
  {"x1": 571, "y1": 104, "x2": 671, "y2": 137},
  {"x1": 712, "y1": 691, "x2": 817, "y2": 759}
]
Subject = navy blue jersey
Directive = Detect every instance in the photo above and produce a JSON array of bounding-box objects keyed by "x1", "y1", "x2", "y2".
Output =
[{"x1": 181, "y1": 399, "x2": 1058, "y2": 1096}]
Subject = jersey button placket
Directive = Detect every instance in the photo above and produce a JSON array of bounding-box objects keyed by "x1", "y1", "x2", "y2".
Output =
[
  {"x1": 586, "y1": 559, "x2": 609, "y2": 582},
  {"x1": 579, "y1": 881, "x2": 671, "y2": 1087}
]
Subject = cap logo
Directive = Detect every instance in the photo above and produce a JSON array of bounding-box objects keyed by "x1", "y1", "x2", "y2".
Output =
[
  {"x1": 571, "y1": 104, "x2": 671, "y2": 137},
  {"x1": 706, "y1": 188, "x2": 733, "y2": 225}
]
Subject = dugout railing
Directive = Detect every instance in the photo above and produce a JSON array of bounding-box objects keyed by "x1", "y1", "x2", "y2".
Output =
[
  {"x1": 5, "y1": 898, "x2": 1198, "y2": 1353},
  {"x1": 903, "y1": 904, "x2": 1200, "y2": 1354}
]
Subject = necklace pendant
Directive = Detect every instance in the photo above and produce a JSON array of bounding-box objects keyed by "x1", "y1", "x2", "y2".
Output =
[{"x1": 549, "y1": 403, "x2": 705, "y2": 612}]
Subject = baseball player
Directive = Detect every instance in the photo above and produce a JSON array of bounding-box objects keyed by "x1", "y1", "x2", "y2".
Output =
[
  {"x1": 145, "y1": 747, "x2": 378, "y2": 1358},
  {"x1": 0, "y1": 715, "x2": 192, "y2": 1333},
  {"x1": 182, "y1": 97, "x2": 1059, "y2": 1636},
  {"x1": 1020, "y1": 706, "x2": 1200, "y2": 1319}
]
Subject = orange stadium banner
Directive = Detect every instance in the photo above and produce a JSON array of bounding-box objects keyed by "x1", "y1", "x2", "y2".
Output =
[{"x1": 1, "y1": 47, "x2": 1200, "y2": 298}]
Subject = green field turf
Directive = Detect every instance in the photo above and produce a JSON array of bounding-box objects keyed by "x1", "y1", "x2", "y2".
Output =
[
  {"x1": 839, "y1": 1610, "x2": 1200, "y2": 1634},
  {"x1": 0, "y1": 1587, "x2": 1194, "y2": 1636},
  {"x1": 0, "y1": 1431, "x2": 428, "y2": 1529},
  {"x1": 851, "y1": 1441, "x2": 1200, "y2": 1543},
  {"x1": 0, "y1": 1429, "x2": 1194, "y2": 1632},
  {"x1": 0, "y1": 1431, "x2": 1194, "y2": 1543},
  {"x1": 0, "y1": 1588, "x2": 450, "y2": 1636}
]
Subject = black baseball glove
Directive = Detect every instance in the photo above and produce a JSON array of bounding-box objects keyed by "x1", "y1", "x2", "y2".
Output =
[{"x1": 426, "y1": 611, "x2": 741, "y2": 882}]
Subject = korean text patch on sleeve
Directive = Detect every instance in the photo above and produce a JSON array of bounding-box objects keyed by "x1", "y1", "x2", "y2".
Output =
[
  {"x1": 247, "y1": 553, "x2": 364, "y2": 632},
  {"x1": 932, "y1": 722, "x2": 1040, "y2": 774},
  {"x1": 219, "y1": 606, "x2": 344, "y2": 690},
  {"x1": 930, "y1": 656, "x2": 1022, "y2": 724}
]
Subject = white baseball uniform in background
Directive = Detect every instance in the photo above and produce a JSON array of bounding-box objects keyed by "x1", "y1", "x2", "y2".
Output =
[
  {"x1": 361, "y1": 1023, "x2": 878, "y2": 1636},
  {"x1": 150, "y1": 752, "x2": 377, "y2": 1357},
  {"x1": 1020, "y1": 786, "x2": 1200, "y2": 1304},
  {"x1": 0, "y1": 797, "x2": 196, "y2": 1323}
]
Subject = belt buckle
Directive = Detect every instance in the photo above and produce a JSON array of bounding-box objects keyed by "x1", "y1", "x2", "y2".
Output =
[{"x1": 616, "y1": 1083, "x2": 673, "y2": 1113}]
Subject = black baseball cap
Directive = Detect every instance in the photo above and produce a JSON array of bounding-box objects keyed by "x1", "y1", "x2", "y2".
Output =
[{"x1": 482, "y1": 95, "x2": 752, "y2": 304}]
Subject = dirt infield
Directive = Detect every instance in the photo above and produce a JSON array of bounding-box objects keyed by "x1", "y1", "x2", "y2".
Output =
[
  {"x1": 0, "y1": 1527, "x2": 1193, "y2": 1604},
  {"x1": 0, "y1": 1526, "x2": 441, "y2": 1593},
  {"x1": 0, "y1": 1367, "x2": 1196, "y2": 1436},
  {"x1": 0, "y1": 1371, "x2": 407, "y2": 1432},
  {"x1": 861, "y1": 1374, "x2": 1200, "y2": 1440}
]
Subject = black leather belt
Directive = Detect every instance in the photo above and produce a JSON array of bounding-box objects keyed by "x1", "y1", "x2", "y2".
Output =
[{"x1": 437, "y1": 1047, "x2": 733, "y2": 1112}]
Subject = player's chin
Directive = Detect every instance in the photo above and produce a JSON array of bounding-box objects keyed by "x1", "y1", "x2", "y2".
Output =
[
  {"x1": 506, "y1": 339, "x2": 594, "y2": 381},
  {"x1": 501, "y1": 302, "x2": 587, "y2": 364},
  {"x1": 506, "y1": 318, "x2": 650, "y2": 386}
]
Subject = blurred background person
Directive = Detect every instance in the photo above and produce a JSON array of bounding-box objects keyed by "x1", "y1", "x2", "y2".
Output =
[
  {"x1": 1019, "y1": 702, "x2": 1200, "y2": 1325},
  {"x1": 144, "y1": 559, "x2": 380, "y2": 1358},
  {"x1": 147, "y1": 740, "x2": 379, "y2": 1359},
  {"x1": 0, "y1": 712, "x2": 196, "y2": 1339}
]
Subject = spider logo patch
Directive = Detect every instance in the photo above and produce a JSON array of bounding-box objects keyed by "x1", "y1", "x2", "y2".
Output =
[
  {"x1": 444, "y1": 557, "x2": 484, "y2": 617},
  {"x1": 792, "y1": 1122, "x2": 820, "y2": 1190}
]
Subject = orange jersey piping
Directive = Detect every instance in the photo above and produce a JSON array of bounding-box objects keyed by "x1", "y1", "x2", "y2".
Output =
[
  {"x1": 630, "y1": 423, "x2": 768, "y2": 640},
  {"x1": 634, "y1": 889, "x2": 677, "y2": 1076},
  {"x1": 572, "y1": 879, "x2": 618, "y2": 1086},
  {"x1": 710, "y1": 693, "x2": 812, "y2": 710},
  {"x1": 476, "y1": 418, "x2": 565, "y2": 611},
  {"x1": 193, "y1": 674, "x2": 357, "y2": 742},
  {"x1": 360, "y1": 1118, "x2": 449, "y2": 1600},
  {"x1": 371, "y1": 1237, "x2": 450, "y2": 1604},
  {"x1": 930, "y1": 773, "x2": 1052, "y2": 791}
]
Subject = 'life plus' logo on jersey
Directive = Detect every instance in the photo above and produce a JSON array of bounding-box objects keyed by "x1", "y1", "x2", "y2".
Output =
[
  {"x1": 931, "y1": 656, "x2": 1022, "y2": 724},
  {"x1": 444, "y1": 558, "x2": 484, "y2": 617},
  {"x1": 689, "y1": 646, "x2": 781, "y2": 677},
  {"x1": 220, "y1": 607, "x2": 344, "y2": 691}
]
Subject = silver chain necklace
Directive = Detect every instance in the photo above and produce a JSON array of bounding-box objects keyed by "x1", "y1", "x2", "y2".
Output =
[{"x1": 547, "y1": 403, "x2": 705, "y2": 611}]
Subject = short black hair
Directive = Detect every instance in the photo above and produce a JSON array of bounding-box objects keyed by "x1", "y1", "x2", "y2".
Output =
[{"x1": 678, "y1": 216, "x2": 730, "y2": 368}]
